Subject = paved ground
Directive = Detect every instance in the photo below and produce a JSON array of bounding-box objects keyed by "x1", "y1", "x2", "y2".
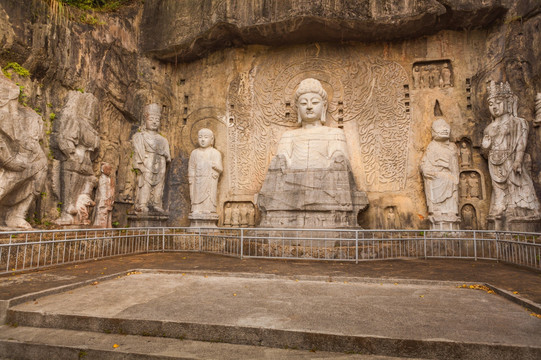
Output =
[
  {"x1": 1, "y1": 252, "x2": 540, "y2": 304},
  {"x1": 9, "y1": 272, "x2": 541, "y2": 347}
]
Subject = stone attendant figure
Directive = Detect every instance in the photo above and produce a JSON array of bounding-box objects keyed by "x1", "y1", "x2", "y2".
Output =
[
  {"x1": 482, "y1": 81, "x2": 540, "y2": 229},
  {"x1": 188, "y1": 128, "x2": 223, "y2": 226},
  {"x1": 420, "y1": 118, "x2": 460, "y2": 230},
  {"x1": 133, "y1": 104, "x2": 171, "y2": 214},
  {"x1": 468, "y1": 172, "x2": 480, "y2": 199},
  {"x1": 258, "y1": 78, "x2": 367, "y2": 227},
  {"x1": 55, "y1": 91, "x2": 100, "y2": 225},
  {"x1": 93, "y1": 162, "x2": 115, "y2": 228},
  {"x1": 231, "y1": 204, "x2": 240, "y2": 227},
  {"x1": 461, "y1": 204, "x2": 477, "y2": 230},
  {"x1": 0, "y1": 74, "x2": 47, "y2": 229}
]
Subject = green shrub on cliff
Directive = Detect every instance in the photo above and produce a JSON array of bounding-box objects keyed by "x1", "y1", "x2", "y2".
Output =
[{"x1": 60, "y1": 0, "x2": 128, "y2": 11}]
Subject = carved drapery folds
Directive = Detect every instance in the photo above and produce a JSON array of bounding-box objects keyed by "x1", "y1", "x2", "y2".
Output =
[
  {"x1": 482, "y1": 81, "x2": 540, "y2": 231},
  {"x1": 227, "y1": 51, "x2": 411, "y2": 197}
]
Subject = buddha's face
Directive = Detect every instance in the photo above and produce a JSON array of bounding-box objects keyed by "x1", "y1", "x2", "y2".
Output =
[
  {"x1": 145, "y1": 113, "x2": 161, "y2": 131},
  {"x1": 198, "y1": 130, "x2": 213, "y2": 148},
  {"x1": 297, "y1": 92, "x2": 325, "y2": 124},
  {"x1": 488, "y1": 97, "x2": 507, "y2": 118},
  {"x1": 432, "y1": 122, "x2": 450, "y2": 141}
]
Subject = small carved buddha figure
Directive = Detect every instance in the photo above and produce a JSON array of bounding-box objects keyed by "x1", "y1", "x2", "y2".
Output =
[{"x1": 420, "y1": 118, "x2": 460, "y2": 230}]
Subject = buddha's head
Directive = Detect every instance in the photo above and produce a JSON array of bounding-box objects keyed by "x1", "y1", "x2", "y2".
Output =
[
  {"x1": 198, "y1": 128, "x2": 214, "y2": 148},
  {"x1": 431, "y1": 118, "x2": 450, "y2": 141},
  {"x1": 295, "y1": 78, "x2": 328, "y2": 125},
  {"x1": 487, "y1": 81, "x2": 517, "y2": 118},
  {"x1": 143, "y1": 103, "x2": 161, "y2": 131}
]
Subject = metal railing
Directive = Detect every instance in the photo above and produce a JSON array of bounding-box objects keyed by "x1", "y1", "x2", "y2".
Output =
[{"x1": 1, "y1": 227, "x2": 540, "y2": 274}]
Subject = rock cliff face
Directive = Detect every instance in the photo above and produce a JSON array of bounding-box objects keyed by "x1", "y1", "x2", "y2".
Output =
[{"x1": 0, "y1": 0, "x2": 540, "y2": 230}]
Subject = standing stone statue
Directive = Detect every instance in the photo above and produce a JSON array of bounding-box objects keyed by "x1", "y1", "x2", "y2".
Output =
[
  {"x1": 0, "y1": 74, "x2": 47, "y2": 229},
  {"x1": 461, "y1": 204, "x2": 477, "y2": 230},
  {"x1": 54, "y1": 91, "x2": 100, "y2": 226},
  {"x1": 93, "y1": 162, "x2": 115, "y2": 228},
  {"x1": 482, "y1": 81, "x2": 540, "y2": 230},
  {"x1": 412, "y1": 66, "x2": 420, "y2": 89},
  {"x1": 257, "y1": 78, "x2": 368, "y2": 228},
  {"x1": 420, "y1": 118, "x2": 460, "y2": 230},
  {"x1": 223, "y1": 203, "x2": 232, "y2": 226},
  {"x1": 188, "y1": 128, "x2": 223, "y2": 227},
  {"x1": 132, "y1": 103, "x2": 171, "y2": 214},
  {"x1": 441, "y1": 63, "x2": 452, "y2": 88},
  {"x1": 459, "y1": 141, "x2": 471, "y2": 167}
]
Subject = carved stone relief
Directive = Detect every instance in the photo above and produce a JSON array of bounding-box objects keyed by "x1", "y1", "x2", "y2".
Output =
[
  {"x1": 384, "y1": 206, "x2": 400, "y2": 229},
  {"x1": 459, "y1": 170, "x2": 484, "y2": 200},
  {"x1": 53, "y1": 91, "x2": 100, "y2": 226},
  {"x1": 222, "y1": 202, "x2": 255, "y2": 227},
  {"x1": 227, "y1": 50, "x2": 411, "y2": 195},
  {"x1": 461, "y1": 204, "x2": 478, "y2": 230},
  {"x1": 482, "y1": 81, "x2": 541, "y2": 231},
  {"x1": 0, "y1": 74, "x2": 47, "y2": 229},
  {"x1": 412, "y1": 60, "x2": 453, "y2": 90}
]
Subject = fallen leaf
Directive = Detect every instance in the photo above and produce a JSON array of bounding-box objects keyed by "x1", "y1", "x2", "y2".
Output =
[{"x1": 113, "y1": 344, "x2": 119, "y2": 348}]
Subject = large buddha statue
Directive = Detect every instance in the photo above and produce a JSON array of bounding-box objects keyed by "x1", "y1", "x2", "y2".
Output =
[{"x1": 257, "y1": 78, "x2": 368, "y2": 228}]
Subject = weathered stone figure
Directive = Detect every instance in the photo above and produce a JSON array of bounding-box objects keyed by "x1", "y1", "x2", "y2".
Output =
[
  {"x1": 75, "y1": 177, "x2": 97, "y2": 226},
  {"x1": 93, "y1": 162, "x2": 115, "y2": 228},
  {"x1": 459, "y1": 141, "x2": 471, "y2": 167},
  {"x1": 258, "y1": 78, "x2": 367, "y2": 228},
  {"x1": 441, "y1": 63, "x2": 452, "y2": 88},
  {"x1": 0, "y1": 74, "x2": 47, "y2": 229},
  {"x1": 223, "y1": 203, "x2": 232, "y2": 226},
  {"x1": 482, "y1": 81, "x2": 540, "y2": 230},
  {"x1": 412, "y1": 66, "x2": 420, "y2": 89},
  {"x1": 188, "y1": 128, "x2": 223, "y2": 226},
  {"x1": 132, "y1": 103, "x2": 171, "y2": 214},
  {"x1": 420, "y1": 118, "x2": 460, "y2": 230},
  {"x1": 461, "y1": 204, "x2": 477, "y2": 230},
  {"x1": 54, "y1": 91, "x2": 100, "y2": 225}
]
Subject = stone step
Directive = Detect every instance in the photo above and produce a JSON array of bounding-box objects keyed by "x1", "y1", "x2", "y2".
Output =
[
  {"x1": 3, "y1": 272, "x2": 541, "y2": 360},
  {"x1": 0, "y1": 325, "x2": 408, "y2": 360}
]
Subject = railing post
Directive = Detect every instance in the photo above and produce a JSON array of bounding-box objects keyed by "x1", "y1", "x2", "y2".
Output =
[
  {"x1": 240, "y1": 228, "x2": 244, "y2": 259},
  {"x1": 162, "y1": 227, "x2": 166, "y2": 251},
  {"x1": 145, "y1": 228, "x2": 150, "y2": 253},
  {"x1": 198, "y1": 227, "x2": 202, "y2": 252},
  {"x1": 473, "y1": 230, "x2": 477, "y2": 261},
  {"x1": 495, "y1": 231, "x2": 499, "y2": 262},
  {"x1": 355, "y1": 230, "x2": 359, "y2": 264},
  {"x1": 423, "y1": 231, "x2": 427, "y2": 259}
]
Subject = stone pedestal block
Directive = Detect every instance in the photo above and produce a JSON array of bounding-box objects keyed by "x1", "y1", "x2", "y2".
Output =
[{"x1": 127, "y1": 212, "x2": 169, "y2": 228}]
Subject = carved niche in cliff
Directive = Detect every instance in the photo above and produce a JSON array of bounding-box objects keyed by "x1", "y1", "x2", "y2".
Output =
[{"x1": 226, "y1": 50, "x2": 412, "y2": 198}]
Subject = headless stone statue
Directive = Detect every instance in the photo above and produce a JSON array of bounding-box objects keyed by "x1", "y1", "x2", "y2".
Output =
[
  {"x1": 420, "y1": 118, "x2": 460, "y2": 230},
  {"x1": 188, "y1": 128, "x2": 222, "y2": 227},
  {"x1": 482, "y1": 81, "x2": 540, "y2": 230},
  {"x1": 93, "y1": 162, "x2": 115, "y2": 228},
  {"x1": 132, "y1": 104, "x2": 171, "y2": 214},
  {"x1": 0, "y1": 74, "x2": 47, "y2": 229},
  {"x1": 258, "y1": 78, "x2": 368, "y2": 228},
  {"x1": 54, "y1": 91, "x2": 100, "y2": 226}
]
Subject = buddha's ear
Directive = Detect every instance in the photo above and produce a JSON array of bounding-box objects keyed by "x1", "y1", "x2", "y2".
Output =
[{"x1": 321, "y1": 101, "x2": 328, "y2": 124}]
